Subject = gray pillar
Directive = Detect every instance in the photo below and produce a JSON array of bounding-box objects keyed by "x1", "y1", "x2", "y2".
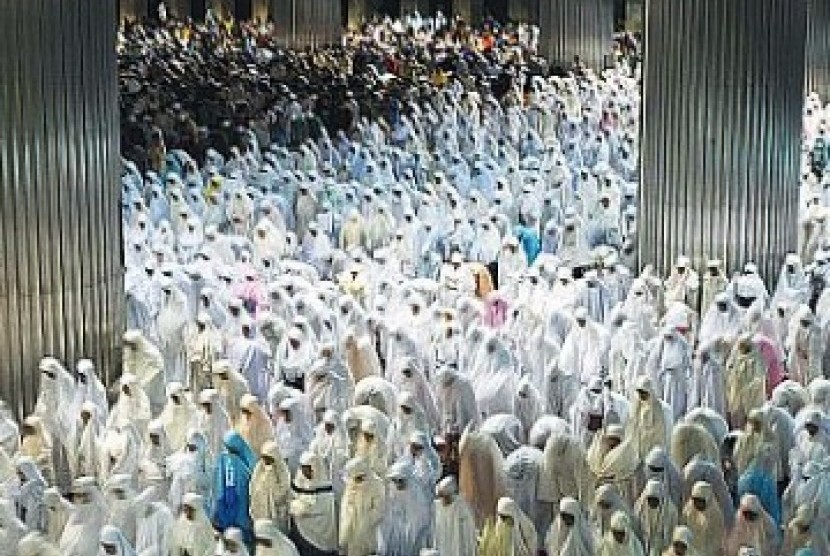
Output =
[
  {"x1": 348, "y1": 0, "x2": 368, "y2": 28},
  {"x1": 401, "y1": 0, "x2": 430, "y2": 16},
  {"x1": 807, "y1": 0, "x2": 830, "y2": 98},
  {"x1": 273, "y1": 0, "x2": 342, "y2": 47},
  {"x1": 120, "y1": 0, "x2": 148, "y2": 21},
  {"x1": 639, "y1": 0, "x2": 806, "y2": 283},
  {"x1": 624, "y1": 0, "x2": 642, "y2": 31},
  {"x1": 0, "y1": 0, "x2": 124, "y2": 416},
  {"x1": 252, "y1": 0, "x2": 269, "y2": 22},
  {"x1": 168, "y1": 0, "x2": 193, "y2": 19},
  {"x1": 509, "y1": 0, "x2": 538, "y2": 24},
  {"x1": 538, "y1": 0, "x2": 614, "y2": 71}
]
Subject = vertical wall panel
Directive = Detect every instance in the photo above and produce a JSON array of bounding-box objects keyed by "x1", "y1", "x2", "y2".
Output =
[
  {"x1": 807, "y1": 0, "x2": 830, "y2": 99},
  {"x1": 509, "y1": 0, "x2": 538, "y2": 24},
  {"x1": 167, "y1": 0, "x2": 193, "y2": 19},
  {"x1": 538, "y1": 0, "x2": 614, "y2": 71},
  {"x1": 639, "y1": 0, "x2": 806, "y2": 284},
  {"x1": 401, "y1": 0, "x2": 431, "y2": 16},
  {"x1": 273, "y1": 0, "x2": 342, "y2": 47},
  {"x1": 120, "y1": 0, "x2": 148, "y2": 20},
  {"x1": 0, "y1": 0, "x2": 124, "y2": 417}
]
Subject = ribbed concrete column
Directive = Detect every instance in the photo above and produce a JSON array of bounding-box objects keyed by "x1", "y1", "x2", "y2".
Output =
[
  {"x1": 625, "y1": 0, "x2": 643, "y2": 31},
  {"x1": 538, "y1": 0, "x2": 614, "y2": 70},
  {"x1": 120, "y1": 0, "x2": 148, "y2": 21},
  {"x1": 0, "y1": 0, "x2": 124, "y2": 416},
  {"x1": 252, "y1": 0, "x2": 268, "y2": 21},
  {"x1": 401, "y1": 0, "x2": 430, "y2": 16},
  {"x1": 167, "y1": 0, "x2": 192, "y2": 19},
  {"x1": 509, "y1": 0, "x2": 538, "y2": 24},
  {"x1": 807, "y1": 0, "x2": 830, "y2": 98},
  {"x1": 273, "y1": 0, "x2": 342, "y2": 47},
  {"x1": 639, "y1": 0, "x2": 806, "y2": 282},
  {"x1": 347, "y1": 0, "x2": 367, "y2": 29}
]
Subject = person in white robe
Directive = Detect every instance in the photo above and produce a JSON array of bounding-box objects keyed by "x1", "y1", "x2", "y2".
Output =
[
  {"x1": 558, "y1": 307, "x2": 607, "y2": 387},
  {"x1": 432, "y1": 476, "x2": 477, "y2": 555},
  {"x1": 236, "y1": 394, "x2": 273, "y2": 456},
  {"x1": 785, "y1": 306, "x2": 823, "y2": 386},
  {"x1": 185, "y1": 312, "x2": 223, "y2": 394},
  {"x1": 635, "y1": 479, "x2": 678, "y2": 556},
  {"x1": 157, "y1": 283, "x2": 190, "y2": 385},
  {"x1": 196, "y1": 388, "x2": 231, "y2": 457},
  {"x1": 252, "y1": 519, "x2": 299, "y2": 556},
  {"x1": 167, "y1": 493, "x2": 215, "y2": 556},
  {"x1": 74, "y1": 359, "x2": 109, "y2": 428},
  {"x1": 226, "y1": 319, "x2": 271, "y2": 403},
  {"x1": 664, "y1": 256, "x2": 699, "y2": 308},
  {"x1": 33, "y1": 357, "x2": 76, "y2": 487},
  {"x1": 123, "y1": 330, "x2": 166, "y2": 415},
  {"x1": 14, "y1": 456, "x2": 46, "y2": 531},
  {"x1": 378, "y1": 461, "x2": 432, "y2": 556},
  {"x1": 167, "y1": 430, "x2": 212, "y2": 514},
  {"x1": 545, "y1": 497, "x2": 595, "y2": 556},
  {"x1": 690, "y1": 338, "x2": 729, "y2": 416},
  {"x1": 274, "y1": 325, "x2": 316, "y2": 391},
  {"x1": 135, "y1": 501, "x2": 173, "y2": 556},
  {"x1": 98, "y1": 525, "x2": 138, "y2": 556},
  {"x1": 773, "y1": 254, "x2": 810, "y2": 309},
  {"x1": 0, "y1": 400, "x2": 19, "y2": 455},
  {"x1": 275, "y1": 397, "x2": 314, "y2": 475},
  {"x1": 211, "y1": 360, "x2": 250, "y2": 425},
  {"x1": 338, "y1": 458, "x2": 385, "y2": 556},
  {"x1": 698, "y1": 293, "x2": 740, "y2": 347},
  {"x1": 289, "y1": 451, "x2": 338, "y2": 556},
  {"x1": 435, "y1": 365, "x2": 479, "y2": 434},
  {"x1": 480, "y1": 497, "x2": 537, "y2": 556},
  {"x1": 308, "y1": 411, "x2": 350, "y2": 495},
  {"x1": 17, "y1": 532, "x2": 61, "y2": 556},
  {"x1": 249, "y1": 440, "x2": 291, "y2": 531},
  {"x1": 596, "y1": 511, "x2": 645, "y2": 556},
  {"x1": 59, "y1": 477, "x2": 109, "y2": 556},
  {"x1": 43, "y1": 487, "x2": 71, "y2": 544},
  {"x1": 158, "y1": 382, "x2": 199, "y2": 452},
  {"x1": 646, "y1": 327, "x2": 692, "y2": 420},
  {"x1": 701, "y1": 259, "x2": 728, "y2": 314},
  {"x1": 626, "y1": 376, "x2": 673, "y2": 462},
  {"x1": 108, "y1": 374, "x2": 153, "y2": 439}
]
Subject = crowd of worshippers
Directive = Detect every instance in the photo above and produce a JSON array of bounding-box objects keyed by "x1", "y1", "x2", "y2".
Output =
[{"x1": 3, "y1": 11, "x2": 830, "y2": 556}]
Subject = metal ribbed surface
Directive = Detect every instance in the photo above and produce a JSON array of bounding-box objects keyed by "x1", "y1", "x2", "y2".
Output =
[
  {"x1": 807, "y1": 0, "x2": 830, "y2": 98},
  {"x1": 509, "y1": 0, "x2": 538, "y2": 24},
  {"x1": 347, "y1": 0, "x2": 368, "y2": 27},
  {"x1": 168, "y1": 0, "x2": 193, "y2": 19},
  {"x1": 0, "y1": 0, "x2": 124, "y2": 417},
  {"x1": 273, "y1": 0, "x2": 342, "y2": 47},
  {"x1": 120, "y1": 0, "x2": 148, "y2": 20},
  {"x1": 639, "y1": 0, "x2": 806, "y2": 283},
  {"x1": 400, "y1": 0, "x2": 430, "y2": 15},
  {"x1": 538, "y1": 0, "x2": 614, "y2": 70}
]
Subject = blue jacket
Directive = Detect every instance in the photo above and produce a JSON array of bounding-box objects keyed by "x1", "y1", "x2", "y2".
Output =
[
  {"x1": 515, "y1": 225, "x2": 541, "y2": 265},
  {"x1": 737, "y1": 465, "x2": 781, "y2": 526},
  {"x1": 212, "y1": 431, "x2": 257, "y2": 544}
]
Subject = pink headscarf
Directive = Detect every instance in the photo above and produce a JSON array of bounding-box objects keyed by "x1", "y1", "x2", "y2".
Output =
[
  {"x1": 754, "y1": 333, "x2": 784, "y2": 397},
  {"x1": 483, "y1": 291, "x2": 510, "y2": 329}
]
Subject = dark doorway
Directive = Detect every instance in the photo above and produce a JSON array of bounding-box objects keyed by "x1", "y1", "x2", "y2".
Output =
[
  {"x1": 429, "y1": 0, "x2": 452, "y2": 18},
  {"x1": 235, "y1": 0, "x2": 252, "y2": 20},
  {"x1": 342, "y1": 0, "x2": 349, "y2": 26},
  {"x1": 377, "y1": 0, "x2": 402, "y2": 17},
  {"x1": 192, "y1": 0, "x2": 206, "y2": 20},
  {"x1": 613, "y1": 0, "x2": 625, "y2": 31},
  {"x1": 482, "y1": 0, "x2": 508, "y2": 23},
  {"x1": 148, "y1": 0, "x2": 163, "y2": 21}
]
